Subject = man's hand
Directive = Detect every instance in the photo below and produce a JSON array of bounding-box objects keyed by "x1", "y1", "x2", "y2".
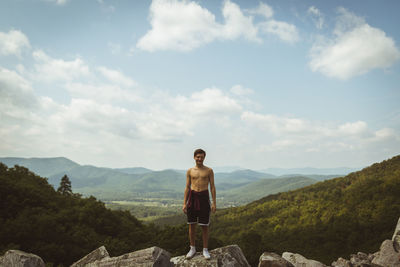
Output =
[
  {"x1": 211, "y1": 203, "x2": 216, "y2": 213},
  {"x1": 182, "y1": 204, "x2": 187, "y2": 214}
]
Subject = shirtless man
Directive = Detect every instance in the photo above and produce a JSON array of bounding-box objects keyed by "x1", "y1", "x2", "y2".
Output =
[{"x1": 182, "y1": 148, "x2": 216, "y2": 260}]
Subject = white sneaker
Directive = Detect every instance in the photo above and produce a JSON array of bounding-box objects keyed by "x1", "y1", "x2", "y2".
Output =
[
  {"x1": 186, "y1": 247, "x2": 196, "y2": 259},
  {"x1": 203, "y1": 248, "x2": 211, "y2": 260}
]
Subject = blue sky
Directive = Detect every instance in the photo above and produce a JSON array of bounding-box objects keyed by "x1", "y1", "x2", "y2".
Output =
[{"x1": 0, "y1": 0, "x2": 399, "y2": 170}]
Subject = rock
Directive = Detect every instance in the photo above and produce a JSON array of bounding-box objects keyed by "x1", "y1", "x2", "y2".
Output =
[
  {"x1": 331, "y1": 257, "x2": 351, "y2": 267},
  {"x1": 393, "y1": 217, "x2": 400, "y2": 251},
  {"x1": 170, "y1": 253, "x2": 218, "y2": 267},
  {"x1": 171, "y1": 245, "x2": 250, "y2": 267},
  {"x1": 371, "y1": 239, "x2": 400, "y2": 267},
  {"x1": 258, "y1": 252, "x2": 294, "y2": 267},
  {"x1": 282, "y1": 252, "x2": 327, "y2": 267},
  {"x1": 350, "y1": 252, "x2": 371, "y2": 266},
  {"x1": 71, "y1": 246, "x2": 110, "y2": 267},
  {"x1": 0, "y1": 250, "x2": 45, "y2": 267},
  {"x1": 71, "y1": 246, "x2": 172, "y2": 267}
]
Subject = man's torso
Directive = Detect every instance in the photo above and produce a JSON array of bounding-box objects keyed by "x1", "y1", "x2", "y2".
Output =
[{"x1": 188, "y1": 166, "x2": 211, "y2": 191}]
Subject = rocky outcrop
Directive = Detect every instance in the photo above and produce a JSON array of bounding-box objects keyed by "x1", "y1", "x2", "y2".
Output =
[
  {"x1": 71, "y1": 246, "x2": 172, "y2": 267},
  {"x1": 3, "y1": 216, "x2": 400, "y2": 267},
  {"x1": 330, "y1": 257, "x2": 351, "y2": 267},
  {"x1": 393, "y1": 217, "x2": 400, "y2": 251},
  {"x1": 371, "y1": 239, "x2": 400, "y2": 267},
  {"x1": 0, "y1": 250, "x2": 45, "y2": 267},
  {"x1": 258, "y1": 252, "x2": 293, "y2": 267},
  {"x1": 171, "y1": 245, "x2": 250, "y2": 267},
  {"x1": 331, "y1": 252, "x2": 379, "y2": 267},
  {"x1": 282, "y1": 252, "x2": 327, "y2": 267},
  {"x1": 70, "y1": 246, "x2": 110, "y2": 267}
]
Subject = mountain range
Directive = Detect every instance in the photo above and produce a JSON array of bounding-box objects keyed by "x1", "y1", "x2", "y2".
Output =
[{"x1": 0, "y1": 157, "x2": 347, "y2": 205}]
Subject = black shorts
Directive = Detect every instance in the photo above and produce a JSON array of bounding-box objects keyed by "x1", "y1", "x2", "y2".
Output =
[{"x1": 187, "y1": 195, "x2": 211, "y2": 226}]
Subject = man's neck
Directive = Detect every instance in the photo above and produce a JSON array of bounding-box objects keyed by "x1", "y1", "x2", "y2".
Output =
[{"x1": 196, "y1": 164, "x2": 204, "y2": 168}]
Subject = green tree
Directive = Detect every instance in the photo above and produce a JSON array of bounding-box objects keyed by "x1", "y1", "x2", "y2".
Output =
[{"x1": 57, "y1": 175, "x2": 72, "y2": 195}]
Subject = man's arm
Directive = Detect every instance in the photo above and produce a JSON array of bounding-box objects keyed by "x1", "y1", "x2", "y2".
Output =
[
  {"x1": 209, "y1": 169, "x2": 216, "y2": 213},
  {"x1": 182, "y1": 169, "x2": 191, "y2": 213}
]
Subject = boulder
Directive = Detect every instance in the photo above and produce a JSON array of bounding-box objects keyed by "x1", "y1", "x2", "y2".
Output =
[
  {"x1": 70, "y1": 246, "x2": 110, "y2": 267},
  {"x1": 331, "y1": 257, "x2": 351, "y2": 267},
  {"x1": 0, "y1": 250, "x2": 45, "y2": 267},
  {"x1": 371, "y1": 239, "x2": 400, "y2": 267},
  {"x1": 350, "y1": 252, "x2": 371, "y2": 266},
  {"x1": 71, "y1": 246, "x2": 172, "y2": 267},
  {"x1": 393, "y1": 217, "x2": 400, "y2": 251},
  {"x1": 170, "y1": 253, "x2": 218, "y2": 267},
  {"x1": 258, "y1": 252, "x2": 294, "y2": 267},
  {"x1": 171, "y1": 245, "x2": 250, "y2": 267},
  {"x1": 282, "y1": 252, "x2": 326, "y2": 267}
]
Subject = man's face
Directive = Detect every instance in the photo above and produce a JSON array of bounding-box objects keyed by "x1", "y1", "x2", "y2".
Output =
[{"x1": 194, "y1": 153, "x2": 205, "y2": 166}]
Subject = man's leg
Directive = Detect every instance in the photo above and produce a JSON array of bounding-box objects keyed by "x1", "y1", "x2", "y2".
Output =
[
  {"x1": 201, "y1": 225, "x2": 208, "y2": 248},
  {"x1": 186, "y1": 223, "x2": 197, "y2": 259},
  {"x1": 189, "y1": 224, "x2": 196, "y2": 246},
  {"x1": 202, "y1": 226, "x2": 211, "y2": 259}
]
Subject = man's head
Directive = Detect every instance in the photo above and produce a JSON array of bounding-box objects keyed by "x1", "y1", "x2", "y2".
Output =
[{"x1": 194, "y1": 148, "x2": 206, "y2": 166}]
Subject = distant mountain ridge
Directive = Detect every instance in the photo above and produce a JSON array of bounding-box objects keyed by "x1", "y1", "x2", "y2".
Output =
[
  {"x1": 0, "y1": 157, "x2": 343, "y2": 205},
  {"x1": 262, "y1": 166, "x2": 360, "y2": 176}
]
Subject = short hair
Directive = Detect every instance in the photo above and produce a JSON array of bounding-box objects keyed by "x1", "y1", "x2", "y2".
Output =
[{"x1": 194, "y1": 148, "x2": 206, "y2": 157}]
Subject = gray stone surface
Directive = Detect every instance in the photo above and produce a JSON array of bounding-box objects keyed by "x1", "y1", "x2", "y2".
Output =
[
  {"x1": 170, "y1": 253, "x2": 218, "y2": 267},
  {"x1": 0, "y1": 250, "x2": 45, "y2": 267},
  {"x1": 71, "y1": 246, "x2": 172, "y2": 267},
  {"x1": 282, "y1": 252, "x2": 326, "y2": 267},
  {"x1": 371, "y1": 239, "x2": 400, "y2": 267},
  {"x1": 393, "y1": 217, "x2": 400, "y2": 251},
  {"x1": 70, "y1": 246, "x2": 110, "y2": 267},
  {"x1": 350, "y1": 252, "x2": 371, "y2": 266},
  {"x1": 331, "y1": 257, "x2": 351, "y2": 267},
  {"x1": 258, "y1": 252, "x2": 293, "y2": 267},
  {"x1": 171, "y1": 245, "x2": 250, "y2": 267}
]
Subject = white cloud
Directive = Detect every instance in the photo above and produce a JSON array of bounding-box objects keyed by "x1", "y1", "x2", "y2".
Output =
[
  {"x1": 230, "y1": 85, "x2": 253, "y2": 96},
  {"x1": 221, "y1": 0, "x2": 259, "y2": 42},
  {"x1": 32, "y1": 50, "x2": 90, "y2": 83},
  {"x1": 337, "y1": 121, "x2": 368, "y2": 136},
  {"x1": 240, "y1": 110, "x2": 400, "y2": 157},
  {"x1": 259, "y1": 19, "x2": 299, "y2": 43},
  {"x1": 97, "y1": 66, "x2": 136, "y2": 88},
  {"x1": 0, "y1": 30, "x2": 30, "y2": 57},
  {"x1": 246, "y1": 2, "x2": 273, "y2": 19},
  {"x1": 241, "y1": 111, "x2": 308, "y2": 135},
  {"x1": 308, "y1": 6, "x2": 324, "y2": 29},
  {"x1": 173, "y1": 87, "x2": 242, "y2": 116},
  {"x1": 65, "y1": 82, "x2": 141, "y2": 104},
  {"x1": 136, "y1": 0, "x2": 220, "y2": 52},
  {"x1": 0, "y1": 67, "x2": 37, "y2": 109},
  {"x1": 310, "y1": 7, "x2": 400, "y2": 79},
  {"x1": 137, "y1": 0, "x2": 297, "y2": 51}
]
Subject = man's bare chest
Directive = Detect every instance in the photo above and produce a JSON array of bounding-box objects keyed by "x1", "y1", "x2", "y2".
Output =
[{"x1": 190, "y1": 169, "x2": 209, "y2": 182}]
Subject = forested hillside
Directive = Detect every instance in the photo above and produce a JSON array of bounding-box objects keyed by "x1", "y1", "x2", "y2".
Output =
[
  {"x1": 210, "y1": 155, "x2": 400, "y2": 266},
  {"x1": 0, "y1": 163, "x2": 158, "y2": 266}
]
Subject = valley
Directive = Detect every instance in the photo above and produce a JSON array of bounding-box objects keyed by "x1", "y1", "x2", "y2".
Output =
[{"x1": 0, "y1": 156, "x2": 350, "y2": 222}]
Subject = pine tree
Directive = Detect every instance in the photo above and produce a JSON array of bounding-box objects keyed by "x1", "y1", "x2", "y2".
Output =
[{"x1": 57, "y1": 174, "x2": 72, "y2": 195}]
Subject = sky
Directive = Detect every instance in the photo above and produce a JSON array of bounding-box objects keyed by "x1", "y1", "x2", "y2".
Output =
[{"x1": 0, "y1": 0, "x2": 399, "y2": 170}]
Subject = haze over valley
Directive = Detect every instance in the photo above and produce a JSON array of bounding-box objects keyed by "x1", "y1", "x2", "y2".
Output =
[{"x1": 0, "y1": 156, "x2": 359, "y2": 220}]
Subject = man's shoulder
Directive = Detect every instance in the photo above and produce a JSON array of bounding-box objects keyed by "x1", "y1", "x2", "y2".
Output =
[{"x1": 203, "y1": 165, "x2": 213, "y2": 172}]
